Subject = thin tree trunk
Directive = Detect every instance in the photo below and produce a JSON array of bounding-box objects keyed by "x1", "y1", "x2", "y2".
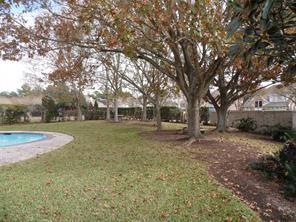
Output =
[
  {"x1": 142, "y1": 95, "x2": 147, "y2": 121},
  {"x1": 187, "y1": 97, "x2": 201, "y2": 139},
  {"x1": 76, "y1": 90, "x2": 83, "y2": 121},
  {"x1": 106, "y1": 99, "x2": 110, "y2": 121},
  {"x1": 114, "y1": 97, "x2": 119, "y2": 122},
  {"x1": 155, "y1": 94, "x2": 162, "y2": 131},
  {"x1": 76, "y1": 96, "x2": 82, "y2": 121},
  {"x1": 105, "y1": 69, "x2": 111, "y2": 121},
  {"x1": 216, "y1": 106, "x2": 228, "y2": 132},
  {"x1": 77, "y1": 103, "x2": 82, "y2": 121}
]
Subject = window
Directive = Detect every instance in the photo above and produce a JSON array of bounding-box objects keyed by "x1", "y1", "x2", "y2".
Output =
[{"x1": 255, "y1": 100, "x2": 263, "y2": 108}]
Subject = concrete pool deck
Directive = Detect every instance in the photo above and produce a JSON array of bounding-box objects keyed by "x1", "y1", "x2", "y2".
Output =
[{"x1": 0, "y1": 131, "x2": 73, "y2": 166}]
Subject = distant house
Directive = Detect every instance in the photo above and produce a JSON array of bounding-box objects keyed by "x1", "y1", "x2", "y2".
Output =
[
  {"x1": 0, "y1": 96, "x2": 42, "y2": 107},
  {"x1": 206, "y1": 84, "x2": 296, "y2": 112},
  {"x1": 118, "y1": 97, "x2": 142, "y2": 108},
  {"x1": 242, "y1": 85, "x2": 296, "y2": 111},
  {"x1": 0, "y1": 96, "x2": 43, "y2": 123},
  {"x1": 96, "y1": 96, "x2": 142, "y2": 108}
]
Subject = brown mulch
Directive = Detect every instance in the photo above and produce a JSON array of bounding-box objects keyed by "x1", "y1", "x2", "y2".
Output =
[{"x1": 141, "y1": 130, "x2": 296, "y2": 222}]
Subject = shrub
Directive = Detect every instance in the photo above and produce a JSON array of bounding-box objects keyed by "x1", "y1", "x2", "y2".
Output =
[
  {"x1": 118, "y1": 107, "x2": 142, "y2": 119},
  {"x1": 200, "y1": 107, "x2": 209, "y2": 124},
  {"x1": 160, "y1": 106, "x2": 181, "y2": 122},
  {"x1": 255, "y1": 124, "x2": 296, "y2": 142},
  {"x1": 271, "y1": 126, "x2": 296, "y2": 142},
  {"x1": 2, "y1": 107, "x2": 26, "y2": 124},
  {"x1": 85, "y1": 107, "x2": 106, "y2": 120},
  {"x1": 86, "y1": 107, "x2": 143, "y2": 120},
  {"x1": 42, "y1": 96, "x2": 58, "y2": 123},
  {"x1": 236, "y1": 117, "x2": 257, "y2": 132},
  {"x1": 269, "y1": 124, "x2": 292, "y2": 142},
  {"x1": 250, "y1": 140, "x2": 296, "y2": 198},
  {"x1": 146, "y1": 106, "x2": 154, "y2": 120},
  {"x1": 255, "y1": 125, "x2": 272, "y2": 136}
]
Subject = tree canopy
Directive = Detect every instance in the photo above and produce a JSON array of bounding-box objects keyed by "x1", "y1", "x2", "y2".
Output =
[
  {"x1": 1, "y1": 0, "x2": 291, "y2": 138},
  {"x1": 228, "y1": 0, "x2": 295, "y2": 79}
]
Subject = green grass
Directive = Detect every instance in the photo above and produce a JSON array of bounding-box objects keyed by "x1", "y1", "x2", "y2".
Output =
[{"x1": 0, "y1": 121, "x2": 259, "y2": 221}]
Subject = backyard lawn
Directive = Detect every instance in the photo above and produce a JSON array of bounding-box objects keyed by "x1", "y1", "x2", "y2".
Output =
[{"x1": 0, "y1": 121, "x2": 259, "y2": 221}]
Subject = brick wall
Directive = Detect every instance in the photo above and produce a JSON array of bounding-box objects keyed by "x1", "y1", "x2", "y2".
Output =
[{"x1": 209, "y1": 111, "x2": 296, "y2": 129}]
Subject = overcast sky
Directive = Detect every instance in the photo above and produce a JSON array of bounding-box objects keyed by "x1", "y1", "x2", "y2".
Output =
[
  {"x1": 0, "y1": 60, "x2": 29, "y2": 92},
  {"x1": 0, "y1": 6, "x2": 43, "y2": 92}
]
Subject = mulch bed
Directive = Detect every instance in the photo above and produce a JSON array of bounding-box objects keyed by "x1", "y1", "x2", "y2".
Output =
[{"x1": 141, "y1": 130, "x2": 296, "y2": 222}]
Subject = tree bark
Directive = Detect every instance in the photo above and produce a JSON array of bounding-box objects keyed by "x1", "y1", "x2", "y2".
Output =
[
  {"x1": 142, "y1": 95, "x2": 147, "y2": 121},
  {"x1": 77, "y1": 103, "x2": 82, "y2": 121},
  {"x1": 76, "y1": 93, "x2": 83, "y2": 121},
  {"x1": 105, "y1": 95, "x2": 110, "y2": 121},
  {"x1": 114, "y1": 97, "x2": 119, "y2": 122},
  {"x1": 187, "y1": 97, "x2": 201, "y2": 139},
  {"x1": 105, "y1": 69, "x2": 111, "y2": 121},
  {"x1": 216, "y1": 107, "x2": 228, "y2": 132},
  {"x1": 155, "y1": 94, "x2": 162, "y2": 131}
]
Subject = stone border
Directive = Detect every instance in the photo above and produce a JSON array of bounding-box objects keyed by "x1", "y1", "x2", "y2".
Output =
[{"x1": 0, "y1": 131, "x2": 74, "y2": 166}]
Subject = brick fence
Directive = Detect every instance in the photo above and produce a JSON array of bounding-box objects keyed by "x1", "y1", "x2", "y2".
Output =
[{"x1": 209, "y1": 111, "x2": 296, "y2": 129}]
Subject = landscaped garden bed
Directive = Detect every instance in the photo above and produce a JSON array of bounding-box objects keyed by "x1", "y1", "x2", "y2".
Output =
[{"x1": 142, "y1": 126, "x2": 296, "y2": 221}]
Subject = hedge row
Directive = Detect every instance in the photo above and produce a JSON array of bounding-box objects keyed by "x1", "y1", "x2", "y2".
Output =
[{"x1": 86, "y1": 106, "x2": 209, "y2": 123}]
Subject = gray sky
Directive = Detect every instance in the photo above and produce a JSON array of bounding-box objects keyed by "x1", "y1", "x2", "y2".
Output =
[
  {"x1": 0, "y1": 8, "x2": 40, "y2": 92},
  {"x1": 0, "y1": 60, "x2": 28, "y2": 92}
]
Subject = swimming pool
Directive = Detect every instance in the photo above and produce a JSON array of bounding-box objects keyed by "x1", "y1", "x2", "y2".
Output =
[{"x1": 0, "y1": 133, "x2": 47, "y2": 147}]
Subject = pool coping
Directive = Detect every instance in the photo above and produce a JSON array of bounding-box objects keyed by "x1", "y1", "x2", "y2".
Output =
[{"x1": 0, "y1": 131, "x2": 74, "y2": 166}]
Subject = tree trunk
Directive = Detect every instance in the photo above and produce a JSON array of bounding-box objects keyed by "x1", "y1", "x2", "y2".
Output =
[
  {"x1": 187, "y1": 98, "x2": 201, "y2": 139},
  {"x1": 114, "y1": 97, "x2": 119, "y2": 122},
  {"x1": 76, "y1": 92, "x2": 83, "y2": 121},
  {"x1": 77, "y1": 104, "x2": 82, "y2": 121},
  {"x1": 105, "y1": 70, "x2": 111, "y2": 121},
  {"x1": 155, "y1": 94, "x2": 162, "y2": 131},
  {"x1": 75, "y1": 96, "x2": 82, "y2": 121},
  {"x1": 216, "y1": 106, "x2": 228, "y2": 132},
  {"x1": 142, "y1": 95, "x2": 147, "y2": 121},
  {"x1": 106, "y1": 97, "x2": 111, "y2": 121}
]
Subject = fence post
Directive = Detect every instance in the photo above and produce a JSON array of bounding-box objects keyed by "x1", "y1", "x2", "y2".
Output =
[{"x1": 293, "y1": 112, "x2": 296, "y2": 130}]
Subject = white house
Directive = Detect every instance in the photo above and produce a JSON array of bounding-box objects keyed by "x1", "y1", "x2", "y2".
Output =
[{"x1": 242, "y1": 84, "x2": 296, "y2": 111}]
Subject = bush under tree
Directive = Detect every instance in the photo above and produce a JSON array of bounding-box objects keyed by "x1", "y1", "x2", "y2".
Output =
[
  {"x1": 2, "y1": 106, "x2": 27, "y2": 125},
  {"x1": 236, "y1": 117, "x2": 257, "y2": 132},
  {"x1": 250, "y1": 140, "x2": 296, "y2": 199},
  {"x1": 42, "y1": 96, "x2": 58, "y2": 123}
]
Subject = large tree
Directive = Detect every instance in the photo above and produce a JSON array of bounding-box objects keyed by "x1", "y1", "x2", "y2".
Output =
[
  {"x1": 17, "y1": 83, "x2": 43, "y2": 97},
  {"x1": 3, "y1": 0, "x2": 259, "y2": 140},
  {"x1": 48, "y1": 48, "x2": 95, "y2": 120},
  {"x1": 207, "y1": 56, "x2": 280, "y2": 132},
  {"x1": 120, "y1": 60, "x2": 174, "y2": 130},
  {"x1": 101, "y1": 53, "x2": 127, "y2": 122},
  {"x1": 277, "y1": 83, "x2": 296, "y2": 105},
  {"x1": 8, "y1": 0, "x2": 229, "y2": 139},
  {"x1": 94, "y1": 0, "x2": 229, "y2": 139}
]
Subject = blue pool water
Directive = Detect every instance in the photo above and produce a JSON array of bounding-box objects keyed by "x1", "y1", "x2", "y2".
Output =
[{"x1": 0, "y1": 133, "x2": 46, "y2": 147}]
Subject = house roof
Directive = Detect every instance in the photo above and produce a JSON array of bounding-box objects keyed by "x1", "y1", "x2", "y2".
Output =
[
  {"x1": 0, "y1": 96, "x2": 42, "y2": 106},
  {"x1": 253, "y1": 84, "x2": 293, "y2": 97},
  {"x1": 263, "y1": 102, "x2": 288, "y2": 107}
]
